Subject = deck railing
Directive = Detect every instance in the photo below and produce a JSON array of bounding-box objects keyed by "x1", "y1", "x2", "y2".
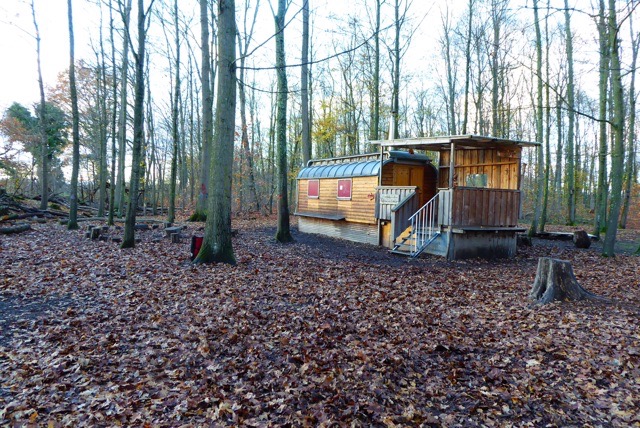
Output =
[
  {"x1": 376, "y1": 186, "x2": 418, "y2": 220},
  {"x1": 438, "y1": 187, "x2": 520, "y2": 227},
  {"x1": 390, "y1": 191, "x2": 418, "y2": 242},
  {"x1": 408, "y1": 193, "x2": 440, "y2": 254}
]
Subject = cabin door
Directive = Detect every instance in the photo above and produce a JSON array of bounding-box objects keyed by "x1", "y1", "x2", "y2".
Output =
[{"x1": 394, "y1": 165, "x2": 426, "y2": 206}]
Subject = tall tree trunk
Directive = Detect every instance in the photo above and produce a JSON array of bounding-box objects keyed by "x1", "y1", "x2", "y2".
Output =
[
  {"x1": 195, "y1": 0, "x2": 237, "y2": 264},
  {"x1": 564, "y1": 0, "x2": 576, "y2": 225},
  {"x1": 461, "y1": 0, "x2": 474, "y2": 134},
  {"x1": 168, "y1": 0, "x2": 180, "y2": 224},
  {"x1": 602, "y1": 0, "x2": 625, "y2": 257},
  {"x1": 529, "y1": 0, "x2": 544, "y2": 236},
  {"x1": 541, "y1": 0, "x2": 551, "y2": 229},
  {"x1": 108, "y1": 0, "x2": 118, "y2": 226},
  {"x1": 274, "y1": 0, "x2": 293, "y2": 243},
  {"x1": 116, "y1": 0, "x2": 132, "y2": 217},
  {"x1": 31, "y1": 0, "x2": 48, "y2": 211},
  {"x1": 67, "y1": 0, "x2": 80, "y2": 230},
  {"x1": 98, "y1": 21, "x2": 108, "y2": 219},
  {"x1": 490, "y1": 0, "x2": 501, "y2": 137},
  {"x1": 193, "y1": 0, "x2": 213, "y2": 221},
  {"x1": 369, "y1": 0, "x2": 381, "y2": 142},
  {"x1": 237, "y1": 0, "x2": 261, "y2": 212},
  {"x1": 301, "y1": 0, "x2": 311, "y2": 164},
  {"x1": 392, "y1": 0, "x2": 401, "y2": 137},
  {"x1": 620, "y1": 15, "x2": 638, "y2": 228},
  {"x1": 594, "y1": 0, "x2": 609, "y2": 237},
  {"x1": 122, "y1": 0, "x2": 149, "y2": 249}
]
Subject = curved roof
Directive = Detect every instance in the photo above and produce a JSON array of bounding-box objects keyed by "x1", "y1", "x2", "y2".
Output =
[
  {"x1": 297, "y1": 159, "x2": 386, "y2": 179},
  {"x1": 297, "y1": 150, "x2": 431, "y2": 180}
]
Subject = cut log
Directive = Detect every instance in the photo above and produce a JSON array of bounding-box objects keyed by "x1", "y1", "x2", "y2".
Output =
[
  {"x1": 0, "y1": 223, "x2": 31, "y2": 234},
  {"x1": 170, "y1": 232, "x2": 181, "y2": 243},
  {"x1": 530, "y1": 257, "x2": 600, "y2": 304},
  {"x1": 165, "y1": 226, "x2": 182, "y2": 237},
  {"x1": 573, "y1": 230, "x2": 591, "y2": 249},
  {"x1": 135, "y1": 223, "x2": 150, "y2": 231}
]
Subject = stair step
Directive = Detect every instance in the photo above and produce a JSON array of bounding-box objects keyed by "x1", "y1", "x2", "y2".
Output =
[{"x1": 389, "y1": 249, "x2": 412, "y2": 256}]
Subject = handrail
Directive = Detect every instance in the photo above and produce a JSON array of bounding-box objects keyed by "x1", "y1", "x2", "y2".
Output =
[
  {"x1": 391, "y1": 190, "x2": 417, "y2": 212},
  {"x1": 408, "y1": 192, "x2": 440, "y2": 255}
]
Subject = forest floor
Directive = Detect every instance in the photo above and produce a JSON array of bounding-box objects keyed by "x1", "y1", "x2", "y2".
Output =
[{"x1": 1, "y1": 215, "x2": 639, "y2": 427}]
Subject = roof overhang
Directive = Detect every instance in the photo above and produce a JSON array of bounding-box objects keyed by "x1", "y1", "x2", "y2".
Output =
[{"x1": 370, "y1": 134, "x2": 540, "y2": 151}]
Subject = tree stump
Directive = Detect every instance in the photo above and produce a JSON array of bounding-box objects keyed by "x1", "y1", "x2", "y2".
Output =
[
  {"x1": 171, "y1": 232, "x2": 181, "y2": 243},
  {"x1": 90, "y1": 227, "x2": 101, "y2": 240},
  {"x1": 573, "y1": 230, "x2": 591, "y2": 249},
  {"x1": 165, "y1": 226, "x2": 182, "y2": 237},
  {"x1": 530, "y1": 257, "x2": 599, "y2": 304}
]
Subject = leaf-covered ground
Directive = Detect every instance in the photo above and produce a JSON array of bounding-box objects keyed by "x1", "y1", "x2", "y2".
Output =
[{"x1": 1, "y1": 217, "x2": 639, "y2": 427}]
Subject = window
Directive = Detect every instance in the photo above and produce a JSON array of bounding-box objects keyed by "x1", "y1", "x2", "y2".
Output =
[
  {"x1": 466, "y1": 173, "x2": 488, "y2": 188},
  {"x1": 307, "y1": 179, "x2": 319, "y2": 198},
  {"x1": 337, "y1": 179, "x2": 352, "y2": 200}
]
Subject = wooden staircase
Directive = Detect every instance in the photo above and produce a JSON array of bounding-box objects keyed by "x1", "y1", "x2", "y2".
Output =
[
  {"x1": 391, "y1": 226, "x2": 440, "y2": 258},
  {"x1": 390, "y1": 193, "x2": 440, "y2": 258}
]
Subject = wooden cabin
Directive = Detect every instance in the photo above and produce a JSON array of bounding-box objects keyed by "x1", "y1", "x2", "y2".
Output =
[
  {"x1": 296, "y1": 151, "x2": 437, "y2": 245},
  {"x1": 296, "y1": 135, "x2": 538, "y2": 260}
]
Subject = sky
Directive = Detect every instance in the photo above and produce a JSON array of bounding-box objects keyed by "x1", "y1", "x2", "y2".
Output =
[
  {"x1": 0, "y1": 0, "x2": 454, "y2": 115},
  {"x1": 0, "y1": 0, "x2": 101, "y2": 113},
  {"x1": 0, "y1": 0, "x2": 607, "y2": 124}
]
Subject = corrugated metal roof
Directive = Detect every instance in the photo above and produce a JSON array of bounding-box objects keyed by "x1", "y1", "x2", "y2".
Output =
[
  {"x1": 297, "y1": 151, "x2": 431, "y2": 179},
  {"x1": 297, "y1": 159, "x2": 385, "y2": 179}
]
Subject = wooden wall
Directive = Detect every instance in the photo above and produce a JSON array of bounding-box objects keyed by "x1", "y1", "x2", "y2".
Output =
[
  {"x1": 297, "y1": 176, "x2": 378, "y2": 224},
  {"x1": 438, "y1": 147, "x2": 521, "y2": 190},
  {"x1": 382, "y1": 163, "x2": 438, "y2": 205}
]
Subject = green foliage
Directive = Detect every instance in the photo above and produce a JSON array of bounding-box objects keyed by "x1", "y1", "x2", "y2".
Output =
[
  {"x1": 49, "y1": 203, "x2": 61, "y2": 210},
  {"x1": 188, "y1": 212, "x2": 207, "y2": 222},
  {"x1": 2, "y1": 102, "x2": 69, "y2": 162}
]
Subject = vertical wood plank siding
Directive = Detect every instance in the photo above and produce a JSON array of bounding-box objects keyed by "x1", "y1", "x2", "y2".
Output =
[
  {"x1": 438, "y1": 148, "x2": 521, "y2": 189},
  {"x1": 446, "y1": 187, "x2": 520, "y2": 227}
]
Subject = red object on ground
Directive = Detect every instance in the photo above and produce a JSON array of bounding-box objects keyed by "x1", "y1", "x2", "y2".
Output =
[{"x1": 191, "y1": 236, "x2": 203, "y2": 260}]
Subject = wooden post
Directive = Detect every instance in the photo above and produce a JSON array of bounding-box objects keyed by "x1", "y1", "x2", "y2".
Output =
[{"x1": 448, "y1": 142, "x2": 455, "y2": 188}]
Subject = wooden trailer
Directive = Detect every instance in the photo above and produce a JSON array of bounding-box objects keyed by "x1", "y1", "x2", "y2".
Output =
[
  {"x1": 296, "y1": 150, "x2": 437, "y2": 246},
  {"x1": 296, "y1": 135, "x2": 538, "y2": 260},
  {"x1": 372, "y1": 135, "x2": 538, "y2": 260}
]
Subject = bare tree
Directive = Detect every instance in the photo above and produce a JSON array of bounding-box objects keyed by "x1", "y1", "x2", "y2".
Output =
[
  {"x1": 195, "y1": 0, "x2": 237, "y2": 263},
  {"x1": 237, "y1": 0, "x2": 261, "y2": 212},
  {"x1": 274, "y1": 0, "x2": 293, "y2": 243},
  {"x1": 602, "y1": 0, "x2": 625, "y2": 256},
  {"x1": 30, "y1": 0, "x2": 49, "y2": 211},
  {"x1": 301, "y1": 0, "x2": 311, "y2": 164},
  {"x1": 67, "y1": 0, "x2": 80, "y2": 230},
  {"x1": 529, "y1": 0, "x2": 544, "y2": 236},
  {"x1": 564, "y1": 0, "x2": 576, "y2": 225},
  {"x1": 122, "y1": 0, "x2": 154, "y2": 249},
  {"x1": 191, "y1": 0, "x2": 213, "y2": 221}
]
